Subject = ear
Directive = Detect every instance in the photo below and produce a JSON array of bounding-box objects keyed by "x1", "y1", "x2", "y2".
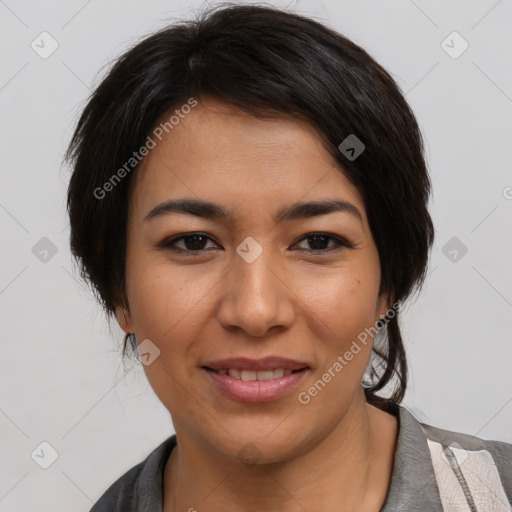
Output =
[
  {"x1": 115, "y1": 305, "x2": 134, "y2": 334},
  {"x1": 376, "y1": 291, "x2": 391, "y2": 322}
]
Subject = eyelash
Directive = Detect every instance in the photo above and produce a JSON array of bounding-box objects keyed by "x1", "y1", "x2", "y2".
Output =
[{"x1": 158, "y1": 232, "x2": 353, "y2": 255}]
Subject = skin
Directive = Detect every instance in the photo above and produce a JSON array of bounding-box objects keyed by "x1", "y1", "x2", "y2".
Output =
[{"x1": 116, "y1": 97, "x2": 398, "y2": 512}]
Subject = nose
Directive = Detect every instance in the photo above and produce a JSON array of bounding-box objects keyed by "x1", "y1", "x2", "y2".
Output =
[{"x1": 216, "y1": 242, "x2": 296, "y2": 338}]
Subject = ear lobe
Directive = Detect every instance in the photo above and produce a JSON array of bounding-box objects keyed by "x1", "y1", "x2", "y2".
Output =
[
  {"x1": 376, "y1": 293, "x2": 390, "y2": 321},
  {"x1": 115, "y1": 306, "x2": 134, "y2": 333}
]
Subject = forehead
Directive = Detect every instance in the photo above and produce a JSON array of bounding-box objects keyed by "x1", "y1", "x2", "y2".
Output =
[{"x1": 129, "y1": 98, "x2": 367, "y2": 222}]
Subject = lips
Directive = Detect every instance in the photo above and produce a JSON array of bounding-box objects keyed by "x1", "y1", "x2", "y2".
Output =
[{"x1": 201, "y1": 356, "x2": 310, "y2": 403}]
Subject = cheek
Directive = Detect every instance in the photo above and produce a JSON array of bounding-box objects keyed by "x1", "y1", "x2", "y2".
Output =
[
  {"x1": 298, "y1": 272, "x2": 379, "y2": 407},
  {"x1": 125, "y1": 250, "x2": 212, "y2": 337},
  {"x1": 299, "y1": 262, "x2": 380, "y2": 335},
  {"x1": 124, "y1": 259, "x2": 211, "y2": 413},
  {"x1": 296, "y1": 262, "x2": 380, "y2": 388}
]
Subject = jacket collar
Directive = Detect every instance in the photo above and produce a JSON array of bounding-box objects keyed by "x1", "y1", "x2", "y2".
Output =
[
  {"x1": 380, "y1": 404, "x2": 444, "y2": 511},
  {"x1": 134, "y1": 404, "x2": 445, "y2": 511}
]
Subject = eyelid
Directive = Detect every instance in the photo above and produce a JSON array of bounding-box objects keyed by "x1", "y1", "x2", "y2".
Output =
[
  {"x1": 157, "y1": 232, "x2": 220, "y2": 252},
  {"x1": 292, "y1": 232, "x2": 354, "y2": 253},
  {"x1": 157, "y1": 231, "x2": 353, "y2": 254}
]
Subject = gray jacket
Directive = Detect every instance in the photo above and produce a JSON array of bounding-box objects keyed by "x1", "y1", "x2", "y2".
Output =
[{"x1": 89, "y1": 404, "x2": 512, "y2": 511}]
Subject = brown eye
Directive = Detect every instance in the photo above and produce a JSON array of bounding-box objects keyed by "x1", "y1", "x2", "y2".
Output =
[
  {"x1": 159, "y1": 233, "x2": 220, "y2": 254},
  {"x1": 293, "y1": 233, "x2": 351, "y2": 253}
]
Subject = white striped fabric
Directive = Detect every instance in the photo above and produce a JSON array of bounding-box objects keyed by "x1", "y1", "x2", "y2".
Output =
[{"x1": 427, "y1": 438, "x2": 512, "y2": 512}]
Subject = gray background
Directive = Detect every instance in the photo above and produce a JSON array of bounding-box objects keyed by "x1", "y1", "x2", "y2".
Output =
[{"x1": 1, "y1": 0, "x2": 511, "y2": 510}]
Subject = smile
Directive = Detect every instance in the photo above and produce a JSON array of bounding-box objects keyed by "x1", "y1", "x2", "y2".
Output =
[
  {"x1": 202, "y1": 366, "x2": 309, "y2": 403},
  {"x1": 209, "y1": 368, "x2": 299, "y2": 381}
]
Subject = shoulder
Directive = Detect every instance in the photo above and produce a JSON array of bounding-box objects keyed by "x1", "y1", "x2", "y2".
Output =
[
  {"x1": 89, "y1": 435, "x2": 177, "y2": 512},
  {"x1": 414, "y1": 409, "x2": 512, "y2": 509},
  {"x1": 89, "y1": 460, "x2": 145, "y2": 512},
  {"x1": 420, "y1": 416, "x2": 512, "y2": 479}
]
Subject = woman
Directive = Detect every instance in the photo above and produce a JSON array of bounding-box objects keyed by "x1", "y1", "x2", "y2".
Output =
[{"x1": 65, "y1": 4, "x2": 512, "y2": 511}]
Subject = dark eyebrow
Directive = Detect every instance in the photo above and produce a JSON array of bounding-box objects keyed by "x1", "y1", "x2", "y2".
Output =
[
  {"x1": 276, "y1": 199, "x2": 362, "y2": 224},
  {"x1": 144, "y1": 198, "x2": 363, "y2": 224}
]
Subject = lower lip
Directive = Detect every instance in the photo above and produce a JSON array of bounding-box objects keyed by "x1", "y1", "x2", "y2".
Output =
[{"x1": 202, "y1": 368, "x2": 309, "y2": 403}]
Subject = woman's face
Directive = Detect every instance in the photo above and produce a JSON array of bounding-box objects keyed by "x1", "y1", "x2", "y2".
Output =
[{"x1": 117, "y1": 97, "x2": 389, "y2": 463}]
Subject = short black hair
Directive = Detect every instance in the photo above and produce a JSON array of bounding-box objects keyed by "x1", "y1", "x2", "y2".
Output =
[{"x1": 65, "y1": 2, "x2": 434, "y2": 408}]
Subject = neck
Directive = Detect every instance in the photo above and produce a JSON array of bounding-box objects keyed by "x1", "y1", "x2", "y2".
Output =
[{"x1": 163, "y1": 391, "x2": 398, "y2": 512}]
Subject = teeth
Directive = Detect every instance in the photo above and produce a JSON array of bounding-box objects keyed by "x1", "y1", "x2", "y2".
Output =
[
  {"x1": 255, "y1": 370, "x2": 274, "y2": 381},
  {"x1": 221, "y1": 368, "x2": 296, "y2": 381},
  {"x1": 241, "y1": 370, "x2": 257, "y2": 381},
  {"x1": 228, "y1": 368, "x2": 240, "y2": 379}
]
